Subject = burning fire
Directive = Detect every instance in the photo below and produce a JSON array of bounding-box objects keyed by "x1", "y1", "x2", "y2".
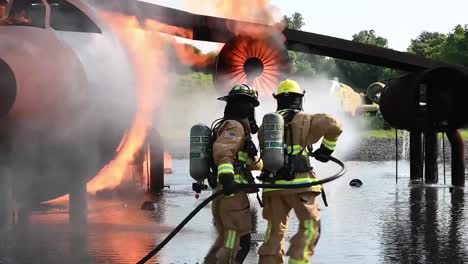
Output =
[
  {"x1": 49, "y1": 1, "x2": 288, "y2": 203},
  {"x1": 186, "y1": 0, "x2": 287, "y2": 95},
  {"x1": 173, "y1": 42, "x2": 216, "y2": 68},
  {"x1": 144, "y1": 20, "x2": 217, "y2": 68},
  {"x1": 85, "y1": 12, "x2": 169, "y2": 195},
  {"x1": 47, "y1": 11, "x2": 223, "y2": 203},
  {"x1": 87, "y1": 13, "x2": 220, "y2": 194},
  {"x1": 185, "y1": 0, "x2": 284, "y2": 36}
]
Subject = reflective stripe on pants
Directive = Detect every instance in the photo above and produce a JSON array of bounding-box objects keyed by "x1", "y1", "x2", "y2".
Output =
[
  {"x1": 206, "y1": 192, "x2": 251, "y2": 264},
  {"x1": 258, "y1": 191, "x2": 320, "y2": 264}
]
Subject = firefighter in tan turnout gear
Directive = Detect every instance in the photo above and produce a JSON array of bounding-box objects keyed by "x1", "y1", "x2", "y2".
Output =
[
  {"x1": 205, "y1": 84, "x2": 263, "y2": 264},
  {"x1": 258, "y1": 79, "x2": 342, "y2": 264}
]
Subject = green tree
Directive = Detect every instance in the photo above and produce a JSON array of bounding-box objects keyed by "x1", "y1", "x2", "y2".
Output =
[
  {"x1": 173, "y1": 72, "x2": 215, "y2": 96},
  {"x1": 287, "y1": 51, "x2": 315, "y2": 76},
  {"x1": 407, "y1": 25, "x2": 468, "y2": 67},
  {"x1": 334, "y1": 30, "x2": 397, "y2": 91},
  {"x1": 283, "y1": 12, "x2": 314, "y2": 76},
  {"x1": 352, "y1": 30, "x2": 388, "y2": 47},
  {"x1": 282, "y1": 12, "x2": 305, "y2": 31},
  {"x1": 282, "y1": 12, "x2": 337, "y2": 78},
  {"x1": 442, "y1": 24, "x2": 468, "y2": 66},
  {"x1": 408, "y1": 31, "x2": 447, "y2": 59}
]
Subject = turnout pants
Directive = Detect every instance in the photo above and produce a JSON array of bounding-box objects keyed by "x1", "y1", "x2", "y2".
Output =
[
  {"x1": 205, "y1": 192, "x2": 251, "y2": 264},
  {"x1": 258, "y1": 191, "x2": 321, "y2": 264}
]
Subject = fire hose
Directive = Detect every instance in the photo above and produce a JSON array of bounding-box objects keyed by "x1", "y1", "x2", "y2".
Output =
[{"x1": 136, "y1": 155, "x2": 346, "y2": 264}]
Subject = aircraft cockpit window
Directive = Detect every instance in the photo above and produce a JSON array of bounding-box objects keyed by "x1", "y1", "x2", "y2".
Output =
[
  {"x1": 48, "y1": 0, "x2": 101, "y2": 33},
  {"x1": 0, "y1": 0, "x2": 46, "y2": 28}
]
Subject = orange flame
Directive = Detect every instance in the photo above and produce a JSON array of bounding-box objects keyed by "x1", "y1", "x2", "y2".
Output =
[
  {"x1": 187, "y1": 0, "x2": 287, "y2": 95},
  {"x1": 46, "y1": 13, "x2": 220, "y2": 203},
  {"x1": 48, "y1": 2, "x2": 288, "y2": 203},
  {"x1": 185, "y1": 0, "x2": 284, "y2": 36},
  {"x1": 86, "y1": 12, "x2": 168, "y2": 195},
  {"x1": 174, "y1": 42, "x2": 216, "y2": 67},
  {"x1": 145, "y1": 19, "x2": 193, "y2": 39},
  {"x1": 145, "y1": 19, "x2": 217, "y2": 68}
]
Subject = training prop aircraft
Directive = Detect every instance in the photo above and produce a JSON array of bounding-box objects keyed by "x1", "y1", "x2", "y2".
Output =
[{"x1": 0, "y1": 0, "x2": 463, "y2": 207}]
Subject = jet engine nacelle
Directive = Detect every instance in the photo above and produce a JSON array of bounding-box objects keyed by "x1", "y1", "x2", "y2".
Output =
[{"x1": 213, "y1": 34, "x2": 291, "y2": 95}]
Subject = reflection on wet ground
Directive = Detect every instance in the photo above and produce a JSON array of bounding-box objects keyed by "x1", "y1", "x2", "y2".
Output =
[{"x1": 0, "y1": 160, "x2": 468, "y2": 263}]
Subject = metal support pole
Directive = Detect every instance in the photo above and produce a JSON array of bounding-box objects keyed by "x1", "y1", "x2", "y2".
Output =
[
  {"x1": 446, "y1": 129, "x2": 465, "y2": 186},
  {"x1": 146, "y1": 142, "x2": 150, "y2": 192},
  {"x1": 149, "y1": 129, "x2": 164, "y2": 193},
  {"x1": 395, "y1": 129, "x2": 398, "y2": 183},
  {"x1": 410, "y1": 131, "x2": 424, "y2": 182},
  {"x1": 17, "y1": 206, "x2": 31, "y2": 226},
  {"x1": 424, "y1": 131, "x2": 439, "y2": 184},
  {"x1": 69, "y1": 177, "x2": 88, "y2": 226},
  {"x1": 442, "y1": 133, "x2": 446, "y2": 185},
  {"x1": 0, "y1": 169, "x2": 13, "y2": 228},
  {"x1": 0, "y1": 141, "x2": 13, "y2": 229}
]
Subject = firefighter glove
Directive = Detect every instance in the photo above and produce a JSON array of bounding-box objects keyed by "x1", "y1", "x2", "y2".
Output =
[
  {"x1": 313, "y1": 144, "x2": 333, "y2": 163},
  {"x1": 219, "y1": 173, "x2": 238, "y2": 196}
]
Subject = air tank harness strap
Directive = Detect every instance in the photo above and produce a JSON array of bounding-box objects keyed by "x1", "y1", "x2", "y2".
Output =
[
  {"x1": 237, "y1": 152, "x2": 264, "y2": 206},
  {"x1": 206, "y1": 118, "x2": 227, "y2": 189},
  {"x1": 282, "y1": 144, "x2": 313, "y2": 182},
  {"x1": 280, "y1": 109, "x2": 309, "y2": 180}
]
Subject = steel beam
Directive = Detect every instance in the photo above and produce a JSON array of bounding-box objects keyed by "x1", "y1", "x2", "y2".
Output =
[{"x1": 92, "y1": 1, "x2": 466, "y2": 72}]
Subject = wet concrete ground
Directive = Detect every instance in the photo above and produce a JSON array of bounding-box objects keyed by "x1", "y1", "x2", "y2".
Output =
[{"x1": 1, "y1": 160, "x2": 468, "y2": 264}]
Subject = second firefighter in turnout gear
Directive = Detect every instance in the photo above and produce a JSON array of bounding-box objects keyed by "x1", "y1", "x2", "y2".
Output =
[
  {"x1": 258, "y1": 79, "x2": 342, "y2": 264},
  {"x1": 204, "y1": 84, "x2": 263, "y2": 264}
]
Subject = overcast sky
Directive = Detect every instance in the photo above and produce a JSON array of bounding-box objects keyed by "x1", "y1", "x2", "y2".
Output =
[{"x1": 141, "y1": 0, "x2": 467, "y2": 52}]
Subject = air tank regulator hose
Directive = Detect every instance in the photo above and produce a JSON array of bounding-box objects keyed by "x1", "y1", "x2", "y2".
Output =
[{"x1": 137, "y1": 155, "x2": 346, "y2": 264}]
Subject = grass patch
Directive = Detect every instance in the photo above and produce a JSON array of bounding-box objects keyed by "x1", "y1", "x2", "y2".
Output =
[
  {"x1": 363, "y1": 129, "x2": 468, "y2": 140},
  {"x1": 363, "y1": 129, "x2": 402, "y2": 138},
  {"x1": 460, "y1": 130, "x2": 468, "y2": 140}
]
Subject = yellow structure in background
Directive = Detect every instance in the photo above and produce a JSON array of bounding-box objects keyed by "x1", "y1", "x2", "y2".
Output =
[{"x1": 330, "y1": 78, "x2": 380, "y2": 116}]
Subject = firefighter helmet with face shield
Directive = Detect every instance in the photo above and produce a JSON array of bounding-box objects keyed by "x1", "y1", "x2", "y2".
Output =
[{"x1": 218, "y1": 84, "x2": 260, "y2": 107}]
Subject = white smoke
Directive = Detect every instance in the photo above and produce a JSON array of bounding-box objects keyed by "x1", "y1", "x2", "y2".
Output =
[
  {"x1": 158, "y1": 71, "x2": 361, "y2": 161},
  {"x1": 156, "y1": 73, "x2": 225, "y2": 156},
  {"x1": 254, "y1": 75, "x2": 361, "y2": 159},
  {"x1": 300, "y1": 75, "x2": 362, "y2": 159}
]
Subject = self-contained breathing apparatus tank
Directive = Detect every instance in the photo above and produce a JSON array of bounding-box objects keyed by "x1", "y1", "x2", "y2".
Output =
[
  {"x1": 189, "y1": 123, "x2": 212, "y2": 193},
  {"x1": 260, "y1": 113, "x2": 285, "y2": 172}
]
